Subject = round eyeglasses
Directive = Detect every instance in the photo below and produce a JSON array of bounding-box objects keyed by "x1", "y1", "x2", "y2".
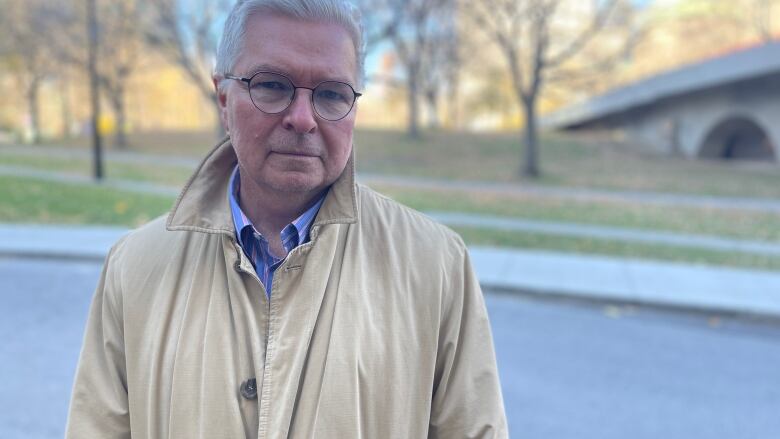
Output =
[{"x1": 224, "y1": 71, "x2": 362, "y2": 121}]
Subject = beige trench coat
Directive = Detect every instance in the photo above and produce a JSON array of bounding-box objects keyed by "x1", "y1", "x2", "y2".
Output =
[{"x1": 66, "y1": 139, "x2": 508, "y2": 438}]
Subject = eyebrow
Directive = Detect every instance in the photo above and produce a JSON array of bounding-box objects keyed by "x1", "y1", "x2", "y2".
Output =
[{"x1": 241, "y1": 63, "x2": 355, "y2": 86}]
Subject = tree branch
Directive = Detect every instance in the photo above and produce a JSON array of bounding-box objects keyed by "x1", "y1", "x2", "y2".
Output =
[{"x1": 545, "y1": 0, "x2": 618, "y2": 67}]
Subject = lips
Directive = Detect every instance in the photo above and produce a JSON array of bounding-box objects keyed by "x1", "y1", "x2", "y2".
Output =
[
  {"x1": 267, "y1": 134, "x2": 322, "y2": 158},
  {"x1": 271, "y1": 150, "x2": 318, "y2": 157}
]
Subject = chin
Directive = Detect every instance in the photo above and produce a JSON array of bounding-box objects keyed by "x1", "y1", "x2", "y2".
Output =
[{"x1": 266, "y1": 172, "x2": 326, "y2": 194}]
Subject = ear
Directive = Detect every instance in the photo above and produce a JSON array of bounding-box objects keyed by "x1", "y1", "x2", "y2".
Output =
[{"x1": 213, "y1": 75, "x2": 230, "y2": 134}]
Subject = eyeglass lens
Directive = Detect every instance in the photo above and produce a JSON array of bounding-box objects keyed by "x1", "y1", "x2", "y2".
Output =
[{"x1": 248, "y1": 72, "x2": 356, "y2": 120}]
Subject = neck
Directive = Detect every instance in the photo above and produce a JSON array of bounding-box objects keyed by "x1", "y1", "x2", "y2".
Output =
[{"x1": 237, "y1": 175, "x2": 324, "y2": 239}]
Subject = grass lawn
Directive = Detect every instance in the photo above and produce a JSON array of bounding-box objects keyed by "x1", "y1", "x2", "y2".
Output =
[
  {"x1": 0, "y1": 150, "x2": 195, "y2": 188},
  {"x1": 1, "y1": 174, "x2": 778, "y2": 272},
  {"x1": 5, "y1": 128, "x2": 780, "y2": 271},
  {"x1": 369, "y1": 184, "x2": 780, "y2": 243},
  {"x1": 3, "y1": 141, "x2": 780, "y2": 242},
  {"x1": 354, "y1": 129, "x2": 780, "y2": 198},
  {"x1": 39, "y1": 130, "x2": 219, "y2": 158},
  {"x1": 4, "y1": 146, "x2": 779, "y2": 242},
  {"x1": 0, "y1": 175, "x2": 173, "y2": 227},
  {"x1": 26, "y1": 128, "x2": 780, "y2": 198}
]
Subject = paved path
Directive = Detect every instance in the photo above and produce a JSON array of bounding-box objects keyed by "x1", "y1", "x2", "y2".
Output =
[
  {"x1": 1, "y1": 223, "x2": 779, "y2": 318},
  {"x1": 5, "y1": 143, "x2": 780, "y2": 213}
]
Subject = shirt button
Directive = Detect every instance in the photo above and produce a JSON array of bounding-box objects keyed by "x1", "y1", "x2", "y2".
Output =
[{"x1": 240, "y1": 378, "x2": 257, "y2": 400}]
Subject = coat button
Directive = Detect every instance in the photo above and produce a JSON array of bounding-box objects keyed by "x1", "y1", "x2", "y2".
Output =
[{"x1": 240, "y1": 378, "x2": 257, "y2": 400}]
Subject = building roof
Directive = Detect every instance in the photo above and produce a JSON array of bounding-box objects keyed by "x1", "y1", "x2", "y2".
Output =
[{"x1": 544, "y1": 40, "x2": 780, "y2": 128}]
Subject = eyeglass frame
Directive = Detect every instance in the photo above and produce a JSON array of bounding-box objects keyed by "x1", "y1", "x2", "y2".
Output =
[{"x1": 223, "y1": 71, "x2": 363, "y2": 121}]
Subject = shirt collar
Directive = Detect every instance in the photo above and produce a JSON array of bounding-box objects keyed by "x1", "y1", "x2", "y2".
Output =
[{"x1": 228, "y1": 165, "x2": 327, "y2": 252}]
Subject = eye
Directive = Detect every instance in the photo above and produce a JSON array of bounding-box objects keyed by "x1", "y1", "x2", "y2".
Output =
[
  {"x1": 316, "y1": 89, "x2": 347, "y2": 101},
  {"x1": 252, "y1": 80, "x2": 290, "y2": 92}
]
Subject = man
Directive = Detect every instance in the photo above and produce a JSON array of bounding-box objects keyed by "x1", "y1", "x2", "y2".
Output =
[{"x1": 66, "y1": 0, "x2": 507, "y2": 437}]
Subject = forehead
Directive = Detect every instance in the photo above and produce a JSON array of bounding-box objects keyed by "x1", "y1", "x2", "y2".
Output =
[{"x1": 236, "y1": 13, "x2": 357, "y2": 85}]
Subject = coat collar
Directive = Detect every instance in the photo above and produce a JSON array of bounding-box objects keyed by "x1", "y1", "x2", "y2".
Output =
[{"x1": 166, "y1": 137, "x2": 358, "y2": 235}]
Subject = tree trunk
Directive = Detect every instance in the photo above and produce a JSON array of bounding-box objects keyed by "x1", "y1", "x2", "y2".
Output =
[
  {"x1": 111, "y1": 88, "x2": 128, "y2": 149},
  {"x1": 425, "y1": 88, "x2": 439, "y2": 129},
  {"x1": 27, "y1": 78, "x2": 41, "y2": 144},
  {"x1": 407, "y1": 61, "x2": 421, "y2": 139},
  {"x1": 521, "y1": 96, "x2": 540, "y2": 178}
]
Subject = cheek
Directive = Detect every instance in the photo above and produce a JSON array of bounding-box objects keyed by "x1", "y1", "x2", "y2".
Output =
[
  {"x1": 327, "y1": 123, "x2": 354, "y2": 165},
  {"x1": 227, "y1": 101, "x2": 254, "y2": 133},
  {"x1": 228, "y1": 107, "x2": 265, "y2": 166},
  {"x1": 229, "y1": 104, "x2": 276, "y2": 152},
  {"x1": 333, "y1": 115, "x2": 356, "y2": 150}
]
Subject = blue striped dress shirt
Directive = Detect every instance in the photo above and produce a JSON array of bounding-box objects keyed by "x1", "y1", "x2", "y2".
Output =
[{"x1": 228, "y1": 166, "x2": 326, "y2": 296}]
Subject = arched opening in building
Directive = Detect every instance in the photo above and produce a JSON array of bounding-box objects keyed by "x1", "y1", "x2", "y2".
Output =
[{"x1": 699, "y1": 117, "x2": 776, "y2": 161}]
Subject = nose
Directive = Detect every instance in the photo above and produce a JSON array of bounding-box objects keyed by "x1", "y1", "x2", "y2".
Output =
[{"x1": 282, "y1": 89, "x2": 317, "y2": 134}]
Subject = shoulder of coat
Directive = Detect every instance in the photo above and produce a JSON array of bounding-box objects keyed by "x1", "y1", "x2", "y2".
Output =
[
  {"x1": 108, "y1": 214, "x2": 201, "y2": 268},
  {"x1": 355, "y1": 183, "x2": 467, "y2": 253},
  {"x1": 113, "y1": 214, "x2": 170, "y2": 252}
]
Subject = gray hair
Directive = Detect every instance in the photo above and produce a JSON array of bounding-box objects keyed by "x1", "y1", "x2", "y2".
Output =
[{"x1": 215, "y1": 0, "x2": 365, "y2": 88}]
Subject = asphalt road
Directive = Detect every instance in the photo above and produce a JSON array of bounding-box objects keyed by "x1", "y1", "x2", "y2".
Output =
[{"x1": 1, "y1": 258, "x2": 778, "y2": 438}]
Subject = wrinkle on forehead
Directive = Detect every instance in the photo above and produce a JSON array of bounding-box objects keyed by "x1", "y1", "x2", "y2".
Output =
[{"x1": 237, "y1": 14, "x2": 358, "y2": 87}]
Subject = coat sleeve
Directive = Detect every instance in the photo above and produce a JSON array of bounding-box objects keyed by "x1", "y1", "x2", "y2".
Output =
[
  {"x1": 65, "y1": 243, "x2": 131, "y2": 439},
  {"x1": 429, "y1": 240, "x2": 509, "y2": 438}
]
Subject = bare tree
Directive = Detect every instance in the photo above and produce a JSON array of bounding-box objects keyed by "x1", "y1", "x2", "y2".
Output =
[
  {"x1": 441, "y1": 26, "x2": 462, "y2": 129},
  {"x1": 140, "y1": 0, "x2": 231, "y2": 134},
  {"x1": 40, "y1": 0, "x2": 143, "y2": 149},
  {"x1": 96, "y1": 0, "x2": 142, "y2": 149},
  {"x1": 466, "y1": 0, "x2": 637, "y2": 177},
  {"x1": 355, "y1": 0, "x2": 404, "y2": 59},
  {"x1": 387, "y1": 0, "x2": 455, "y2": 139},
  {"x1": 0, "y1": 0, "x2": 53, "y2": 144},
  {"x1": 419, "y1": 5, "x2": 459, "y2": 129}
]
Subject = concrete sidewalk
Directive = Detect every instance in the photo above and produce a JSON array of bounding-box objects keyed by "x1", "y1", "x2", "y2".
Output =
[
  {"x1": 2, "y1": 223, "x2": 779, "y2": 318},
  {"x1": 472, "y1": 247, "x2": 780, "y2": 318}
]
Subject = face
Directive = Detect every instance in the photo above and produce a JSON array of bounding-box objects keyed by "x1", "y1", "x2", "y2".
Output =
[{"x1": 215, "y1": 13, "x2": 358, "y2": 198}]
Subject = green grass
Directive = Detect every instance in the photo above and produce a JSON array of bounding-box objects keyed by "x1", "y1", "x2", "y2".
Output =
[
  {"x1": 38, "y1": 130, "x2": 219, "y2": 158},
  {"x1": 370, "y1": 184, "x2": 780, "y2": 243},
  {"x1": 0, "y1": 175, "x2": 174, "y2": 227},
  {"x1": 25, "y1": 128, "x2": 780, "y2": 198},
  {"x1": 453, "y1": 226, "x2": 780, "y2": 272},
  {"x1": 353, "y1": 129, "x2": 780, "y2": 198},
  {"x1": 4, "y1": 143, "x2": 780, "y2": 242},
  {"x1": 106, "y1": 163, "x2": 193, "y2": 187},
  {"x1": 1, "y1": 173, "x2": 779, "y2": 271},
  {"x1": 5, "y1": 128, "x2": 780, "y2": 271},
  {"x1": 0, "y1": 151, "x2": 194, "y2": 188}
]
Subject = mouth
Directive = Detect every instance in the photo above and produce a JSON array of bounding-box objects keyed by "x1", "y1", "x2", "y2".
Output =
[{"x1": 271, "y1": 150, "x2": 319, "y2": 158}]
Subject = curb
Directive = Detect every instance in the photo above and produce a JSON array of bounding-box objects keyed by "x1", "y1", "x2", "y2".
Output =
[
  {"x1": 470, "y1": 246, "x2": 780, "y2": 319},
  {"x1": 1, "y1": 225, "x2": 779, "y2": 319},
  {"x1": 0, "y1": 224, "x2": 127, "y2": 264}
]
